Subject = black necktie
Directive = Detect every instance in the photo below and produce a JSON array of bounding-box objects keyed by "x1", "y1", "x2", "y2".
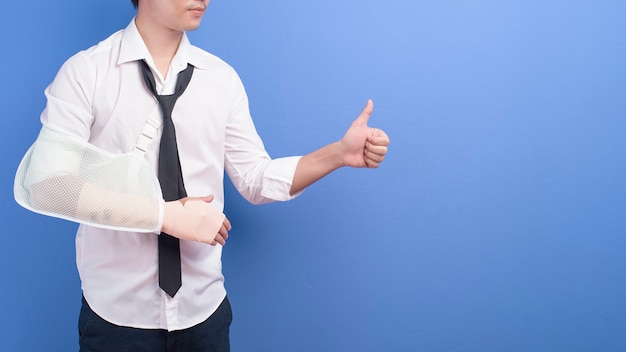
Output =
[{"x1": 140, "y1": 60, "x2": 194, "y2": 297}]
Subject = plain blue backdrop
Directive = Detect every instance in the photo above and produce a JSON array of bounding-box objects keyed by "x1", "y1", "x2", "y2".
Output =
[{"x1": 1, "y1": 1, "x2": 625, "y2": 351}]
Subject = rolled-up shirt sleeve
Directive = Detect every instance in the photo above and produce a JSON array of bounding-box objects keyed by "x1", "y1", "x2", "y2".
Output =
[
  {"x1": 259, "y1": 155, "x2": 303, "y2": 201},
  {"x1": 223, "y1": 70, "x2": 304, "y2": 205}
]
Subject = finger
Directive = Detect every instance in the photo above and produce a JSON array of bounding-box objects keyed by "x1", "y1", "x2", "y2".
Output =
[
  {"x1": 211, "y1": 231, "x2": 226, "y2": 246},
  {"x1": 365, "y1": 151, "x2": 386, "y2": 165},
  {"x1": 365, "y1": 141, "x2": 388, "y2": 156},
  {"x1": 223, "y1": 216, "x2": 232, "y2": 231},
  {"x1": 367, "y1": 129, "x2": 390, "y2": 146},
  {"x1": 213, "y1": 223, "x2": 229, "y2": 245},
  {"x1": 219, "y1": 223, "x2": 229, "y2": 241},
  {"x1": 364, "y1": 149, "x2": 386, "y2": 164},
  {"x1": 203, "y1": 235, "x2": 219, "y2": 246},
  {"x1": 180, "y1": 195, "x2": 215, "y2": 205},
  {"x1": 364, "y1": 154, "x2": 380, "y2": 168},
  {"x1": 365, "y1": 160, "x2": 381, "y2": 168},
  {"x1": 352, "y1": 99, "x2": 374, "y2": 127}
]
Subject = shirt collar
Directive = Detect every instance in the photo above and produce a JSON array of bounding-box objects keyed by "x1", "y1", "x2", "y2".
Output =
[{"x1": 118, "y1": 18, "x2": 208, "y2": 71}]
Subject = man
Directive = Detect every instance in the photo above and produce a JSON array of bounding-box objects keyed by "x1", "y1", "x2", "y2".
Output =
[{"x1": 14, "y1": 0, "x2": 390, "y2": 351}]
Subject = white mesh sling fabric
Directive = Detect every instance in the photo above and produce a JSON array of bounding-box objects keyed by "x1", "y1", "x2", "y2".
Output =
[{"x1": 14, "y1": 126, "x2": 163, "y2": 233}]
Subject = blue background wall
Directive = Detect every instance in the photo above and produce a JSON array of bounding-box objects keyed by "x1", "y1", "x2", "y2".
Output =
[{"x1": 1, "y1": 1, "x2": 625, "y2": 351}]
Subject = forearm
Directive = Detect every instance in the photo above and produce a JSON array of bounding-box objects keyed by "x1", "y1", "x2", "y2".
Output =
[
  {"x1": 290, "y1": 141, "x2": 345, "y2": 195},
  {"x1": 26, "y1": 175, "x2": 161, "y2": 232}
]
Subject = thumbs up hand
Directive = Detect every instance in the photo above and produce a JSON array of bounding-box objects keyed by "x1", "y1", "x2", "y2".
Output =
[{"x1": 340, "y1": 99, "x2": 390, "y2": 168}]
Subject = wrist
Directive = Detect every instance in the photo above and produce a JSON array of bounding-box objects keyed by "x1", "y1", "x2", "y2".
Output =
[
  {"x1": 330, "y1": 141, "x2": 348, "y2": 168},
  {"x1": 162, "y1": 201, "x2": 183, "y2": 235}
]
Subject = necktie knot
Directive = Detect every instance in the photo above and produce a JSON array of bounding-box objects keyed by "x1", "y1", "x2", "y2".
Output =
[{"x1": 139, "y1": 60, "x2": 195, "y2": 117}]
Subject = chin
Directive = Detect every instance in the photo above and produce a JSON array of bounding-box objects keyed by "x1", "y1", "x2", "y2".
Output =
[{"x1": 185, "y1": 18, "x2": 204, "y2": 30}]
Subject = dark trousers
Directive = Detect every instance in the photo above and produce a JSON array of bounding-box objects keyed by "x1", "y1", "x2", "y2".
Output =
[{"x1": 78, "y1": 296, "x2": 232, "y2": 352}]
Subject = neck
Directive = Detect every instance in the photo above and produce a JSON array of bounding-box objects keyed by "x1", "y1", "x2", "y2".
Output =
[{"x1": 134, "y1": 16, "x2": 183, "y2": 78}]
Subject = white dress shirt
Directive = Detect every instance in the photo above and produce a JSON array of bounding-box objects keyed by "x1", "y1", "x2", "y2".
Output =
[{"x1": 40, "y1": 18, "x2": 302, "y2": 331}]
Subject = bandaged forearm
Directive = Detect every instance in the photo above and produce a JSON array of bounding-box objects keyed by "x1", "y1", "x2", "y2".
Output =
[
  {"x1": 14, "y1": 127, "x2": 163, "y2": 232},
  {"x1": 25, "y1": 175, "x2": 159, "y2": 232},
  {"x1": 75, "y1": 181, "x2": 160, "y2": 231}
]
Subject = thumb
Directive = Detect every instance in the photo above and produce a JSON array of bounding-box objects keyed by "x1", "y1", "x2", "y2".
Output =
[
  {"x1": 199, "y1": 195, "x2": 215, "y2": 203},
  {"x1": 352, "y1": 99, "x2": 374, "y2": 127}
]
